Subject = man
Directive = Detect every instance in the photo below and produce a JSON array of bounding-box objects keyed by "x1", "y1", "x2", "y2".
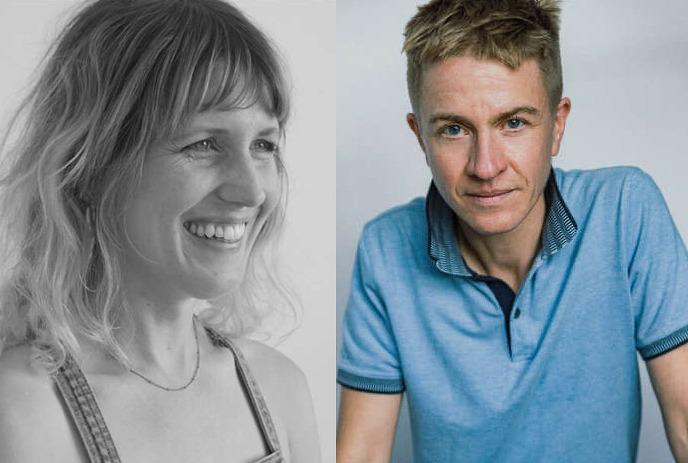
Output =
[{"x1": 337, "y1": 1, "x2": 688, "y2": 462}]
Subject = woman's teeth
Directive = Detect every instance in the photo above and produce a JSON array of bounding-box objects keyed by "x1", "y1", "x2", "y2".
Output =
[{"x1": 184, "y1": 222, "x2": 247, "y2": 242}]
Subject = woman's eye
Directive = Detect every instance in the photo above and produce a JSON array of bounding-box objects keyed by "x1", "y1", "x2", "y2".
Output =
[
  {"x1": 251, "y1": 139, "x2": 279, "y2": 156},
  {"x1": 182, "y1": 137, "x2": 219, "y2": 153},
  {"x1": 505, "y1": 118, "x2": 525, "y2": 130},
  {"x1": 441, "y1": 124, "x2": 465, "y2": 137}
]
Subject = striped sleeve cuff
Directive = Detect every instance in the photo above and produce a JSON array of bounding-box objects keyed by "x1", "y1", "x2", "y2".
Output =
[
  {"x1": 337, "y1": 369, "x2": 405, "y2": 394},
  {"x1": 639, "y1": 324, "x2": 688, "y2": 360}
]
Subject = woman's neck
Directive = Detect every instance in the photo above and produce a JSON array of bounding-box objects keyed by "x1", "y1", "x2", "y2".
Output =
[
  {"x1": 124, "y1": 275, "x2": 208, "y2": 374},
  {"x1": 79, "y1": 274, "x2": 209, "y2": 385}
]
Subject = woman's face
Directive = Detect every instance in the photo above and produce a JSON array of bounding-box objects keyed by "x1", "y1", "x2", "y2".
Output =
[{"x1": 120, "y1": 103, "x2": 282, "y2": 301}]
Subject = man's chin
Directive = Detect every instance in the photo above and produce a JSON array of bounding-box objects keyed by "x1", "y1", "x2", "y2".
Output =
[{"x1": 458, "y1": 213, "x2": 524, "y2": 238}]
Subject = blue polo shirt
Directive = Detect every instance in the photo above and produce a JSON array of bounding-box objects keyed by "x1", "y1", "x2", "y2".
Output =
[{"x1": 338, "y1": 167, "x2": 688, "y2": 462}]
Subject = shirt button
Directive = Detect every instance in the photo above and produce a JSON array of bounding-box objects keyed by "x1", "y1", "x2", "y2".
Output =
[{"x1": 514, "y1": 308, "x2": 521, "y2": 319}]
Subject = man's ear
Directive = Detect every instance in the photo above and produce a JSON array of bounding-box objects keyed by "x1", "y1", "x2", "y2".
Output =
[
  {"x1": 551, "y1": 97, "x2": 571, "y2": 157},
  {"x1": 407, "y1": 113, "x2": 429, "y2": 165}
]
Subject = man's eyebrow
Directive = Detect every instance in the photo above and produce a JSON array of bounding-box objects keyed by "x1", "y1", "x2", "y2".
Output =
[
  {"x1": 428, "y1": 113, "x2": 473, "y2": 128},
  {"x1": 490, "y1": 106, "x2": 541, "y2": 124},
  {"x1": 428, "y1": 106, "x2": 541, "y2": 127}
]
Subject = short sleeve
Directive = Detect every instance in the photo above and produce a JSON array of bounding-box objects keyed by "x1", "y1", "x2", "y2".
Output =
[
  {"x1": 337, "y1": 228, "x2": 405, "y2": 393},
  {"x1": 624, "y1": 169, "x2": 688, "y2": 360}
]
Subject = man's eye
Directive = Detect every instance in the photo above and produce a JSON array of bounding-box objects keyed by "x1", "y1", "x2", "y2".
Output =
[
  {"x1": 251, "y1": 139, "x2": 279, "y2": 156},
  {"x1": 441, "y1": 124, "x2": 464, "y2": 137},
  {"x1": 182, "y1": 137, "x2": 219, "y2": 153},
  {"x1": 505, "y1": 118, "x2": 525, "y2": 130}
]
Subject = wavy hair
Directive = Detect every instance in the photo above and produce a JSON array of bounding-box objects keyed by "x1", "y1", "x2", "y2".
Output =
[{"x1": 0, "y1": 0, "x2": 295, "y2": 369}]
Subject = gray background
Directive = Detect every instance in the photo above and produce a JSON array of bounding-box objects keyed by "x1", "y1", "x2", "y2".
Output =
[{"x1": 337, "y1": 1, "x2": 687, "y2": 461}]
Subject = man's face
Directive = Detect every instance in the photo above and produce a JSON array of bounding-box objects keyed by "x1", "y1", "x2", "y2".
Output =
[{"x1": 408, "y1": 56, "x2": 570, "y2": 237}]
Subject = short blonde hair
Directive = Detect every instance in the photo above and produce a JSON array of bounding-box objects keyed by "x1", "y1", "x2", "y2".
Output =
[
  {"x1": 403, "y1": 0, "x2": 562, "y2": 114},
  {"x1": 0, "y1": 0, "x2": 295, "y2": 369}
]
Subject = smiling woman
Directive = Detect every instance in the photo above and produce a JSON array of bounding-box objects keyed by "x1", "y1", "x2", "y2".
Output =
[
  {"x1": 124, "y1": 105, "x2": 285, "y2": 313},
  {"x1": 0, "y1": 0, "x2": 321, "y2": 462}
]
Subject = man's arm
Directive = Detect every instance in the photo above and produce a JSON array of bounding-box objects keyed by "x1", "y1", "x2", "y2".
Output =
[
  {"x1": 647, "y1": 342, "x2": 688, "y2": 462},
  {"x1": 336, "y1": 387, "x2": 402, "y2": 463}
]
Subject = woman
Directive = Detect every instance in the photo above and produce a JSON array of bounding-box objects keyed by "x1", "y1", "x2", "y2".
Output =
[{"x1": 0, "y1": 0, "x2": 320, "y2": 461}]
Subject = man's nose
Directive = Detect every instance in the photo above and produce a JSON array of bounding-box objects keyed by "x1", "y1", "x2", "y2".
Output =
[{"x1": 466, "y1": 131, "x2": 507, "y2": 180}]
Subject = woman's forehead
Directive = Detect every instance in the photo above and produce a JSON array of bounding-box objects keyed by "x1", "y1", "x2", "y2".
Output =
[
  {"x1": 156, "y1": 80, "x2": 279, "y2": 140},
  {"x1": 180, "y1": 104, "x2": 280, "y2": 136},
  {"x1": 188, "y1": 57, "x2": 260, "y2": 106}
]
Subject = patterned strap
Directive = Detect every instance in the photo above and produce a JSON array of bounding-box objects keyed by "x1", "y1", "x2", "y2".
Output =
[
  {"x1": 53, "y1": 354, "x2": 121, "y2": 463},
  {"x1": 52, "y1": 334, "x2": 282, "y2": 463},
  {"x1": 205, "y1": 328, "x2": 283, "y2": 458}
]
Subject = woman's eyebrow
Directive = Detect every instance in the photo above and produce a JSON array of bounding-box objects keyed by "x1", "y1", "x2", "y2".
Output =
[
  {"x1": 255, "y1": 126, "x2": 280, "y2": 137},
  {"x1": 175, "y1": 124, "x2": 280, "y2": 140}
]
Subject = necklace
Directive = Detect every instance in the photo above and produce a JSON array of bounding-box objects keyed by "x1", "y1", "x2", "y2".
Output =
[{"x1": 128, "y1": 315, "x2": 201, "y2": 392}]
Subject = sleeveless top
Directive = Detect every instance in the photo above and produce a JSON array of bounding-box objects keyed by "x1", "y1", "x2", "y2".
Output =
[{"x1": 52, "y1": 328, "x2": 283, "y2": 463}]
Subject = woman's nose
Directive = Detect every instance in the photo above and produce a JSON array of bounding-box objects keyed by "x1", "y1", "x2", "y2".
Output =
[{"x1": 214, "y1": 153, "x2": 267, "y2": 207}]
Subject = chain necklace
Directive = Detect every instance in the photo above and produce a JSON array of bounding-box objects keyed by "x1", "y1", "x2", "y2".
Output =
[{"x1": 128, "y1": 315, "x2": 201, "y2": 392}]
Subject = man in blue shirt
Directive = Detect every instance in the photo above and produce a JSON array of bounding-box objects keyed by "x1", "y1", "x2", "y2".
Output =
[{"x1": 337, "y1": 1, "x2": 688, "y2": 462}]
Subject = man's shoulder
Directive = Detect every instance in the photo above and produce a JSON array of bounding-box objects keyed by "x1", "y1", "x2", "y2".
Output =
[
  {"x1": 556, "y1": 165, "x2": 651, "y2": 191},
  {"x1": 362, "y1": 196, "x2": 426, "y2": 237},
  {"x1": 555, "y1": 165, "x2": 660, "y2": 211},
  {"x1": 355, "y1": 196, "x2": 428, "y2": 259}
]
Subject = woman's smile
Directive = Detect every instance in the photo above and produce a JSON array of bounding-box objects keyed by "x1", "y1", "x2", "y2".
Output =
[
  {"x1": 119, "y1": 103, "x2": 282, "y2": 298},
  {"x1": 183, "y1": 218, "x2": 253, "y2": 249}
]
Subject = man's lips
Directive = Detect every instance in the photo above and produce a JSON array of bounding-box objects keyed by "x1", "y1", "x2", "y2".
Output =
[
  {"x1": 466, "y1": 189, "x2": 515, "y2": 198},
  {"x1": 464, "y1": 189, "x2": 516, "y2": 205}
]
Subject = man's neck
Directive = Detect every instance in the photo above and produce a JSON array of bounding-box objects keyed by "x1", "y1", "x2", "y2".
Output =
[{"x1": 456, "y1": 195, "x2": 547, "y2": 293}]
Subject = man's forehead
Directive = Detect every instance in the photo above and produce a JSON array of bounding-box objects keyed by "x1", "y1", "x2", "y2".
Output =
[
  {"x1": 424, "y1": 54, "x2": 540, "y2": 79},
  {"x1": 418, "y1": 56, "x2": 548, "y2": 117}
]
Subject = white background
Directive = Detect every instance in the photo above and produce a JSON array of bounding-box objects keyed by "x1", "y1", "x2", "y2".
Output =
[
  {"x1": 0, "y1": 0, "x2": 335, "y2": 460},
  {"x1": 337, "y1": 1, "x2": 687, "y2": 462}
]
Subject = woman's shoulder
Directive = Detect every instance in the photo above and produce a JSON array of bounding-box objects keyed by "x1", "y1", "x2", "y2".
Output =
[
  {"x1": 0, "y1": 344, "x2": 55, "y2": 403},
  {"x1": 229, "y1": 337, "x2": 312, "y2": 419},
  {"x1": 231, "y1": 338, "x2": 321, "y2": 460},
  {"x1": 232, "y1": 338, "x2": 308, "y2": 392},
  {"x1": 0, "y1": 345, "x2": 83, "y2": 462}
]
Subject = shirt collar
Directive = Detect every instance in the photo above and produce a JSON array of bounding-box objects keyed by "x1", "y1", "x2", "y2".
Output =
[{"x1": 426, "y1": 170, "x2": 578, "y2": 276}]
